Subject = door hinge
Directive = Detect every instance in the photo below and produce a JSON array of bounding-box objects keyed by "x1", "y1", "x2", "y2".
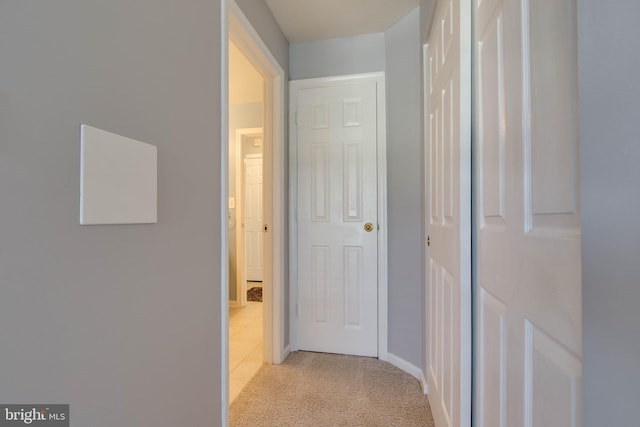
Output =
[
  {"x1": 263, "y1": 224, "x2": 269, "y2": 232},
  {"x1": 427, "y1": 235, "x2": 431, "y2": 247}
]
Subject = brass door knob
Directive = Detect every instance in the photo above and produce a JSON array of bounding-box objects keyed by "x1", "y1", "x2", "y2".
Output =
[{"x1": 364, "y1": 222, "x2": 374, "y2": 232}]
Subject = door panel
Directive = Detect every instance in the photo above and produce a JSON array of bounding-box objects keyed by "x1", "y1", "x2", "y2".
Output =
[
  {"x1": 477, "y1": 8, "x2": 506, "y2": 230},
  {"x1": 296, "y1": 81, "x2": 378, "y2": 357},
  {"x1": 426, "y1": 0, "x2": 471, "y2": 426},
  {"x1": 525, "y1": 321, "x2": 582, "y2": 427},
  {"x1": 474, "y1": 0, "x2": 582, "y2": 426},
  {"x1": 525, "y1": 0, "x2": 580, "y2": 235},
  {"x1": 243, "y1": 156, "x2": 263, "y2": 281},
  {"x1": 478, "y1": 288, "x2": 507, "y2": 427}
]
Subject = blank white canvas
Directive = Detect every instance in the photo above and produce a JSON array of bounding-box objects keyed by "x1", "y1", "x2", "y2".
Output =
[{"x1": 80, "y1": 124, "x2": 157, "y2": 225}]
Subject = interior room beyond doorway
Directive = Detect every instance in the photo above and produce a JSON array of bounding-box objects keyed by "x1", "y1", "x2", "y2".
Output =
[{"x1": 228, "y1": 38, "x2": 265, "y2": 402}]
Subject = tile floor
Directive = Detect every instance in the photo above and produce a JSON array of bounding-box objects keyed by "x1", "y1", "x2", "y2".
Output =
[{"x1": 229, "y1": 301, "x2": 263, "y2": 403}]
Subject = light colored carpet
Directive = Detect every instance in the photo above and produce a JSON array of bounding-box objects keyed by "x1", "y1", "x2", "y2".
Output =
[{"x1": 230, "y1": 351, "x2": 435, "y2": 427}]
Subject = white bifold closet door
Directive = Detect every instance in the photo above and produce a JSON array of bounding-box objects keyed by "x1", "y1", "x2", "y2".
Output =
[
  {"x1": 425, "y1": 0, "x2": 472, "y2": 426},
  {"x1": 474, "y1": 0, "x2": 582, "y2": 426}
]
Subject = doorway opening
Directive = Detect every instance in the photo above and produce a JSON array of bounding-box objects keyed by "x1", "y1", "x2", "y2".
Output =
[
  {"x1": 222, "y1": 1, "x2": 287, "y2": 423},
  {"x1": 228, "y1": 37, "x2": 265, "y2": 404},
  {"x1": 233, "y1": 127, "x2": 265, "y2": 307}
]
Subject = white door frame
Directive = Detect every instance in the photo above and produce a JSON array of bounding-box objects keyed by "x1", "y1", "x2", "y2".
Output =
[
  {"x1": 222, "y1": 1, "x2": 287, "y2": 425},
  {"x1": 289, "y1": 72, "x2": 388, "y2": 360},
  {"x1": 234, "y1": 127, "x2": 264, "y2": 308}
]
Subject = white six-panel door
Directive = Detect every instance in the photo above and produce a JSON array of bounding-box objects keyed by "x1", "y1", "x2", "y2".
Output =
[
  {"x1": 243, "y1": 155, "x2": 264, "y2": 282},
  {"x1": 295, "y1": 80, "x2": 379, "y2": 357},
  {"x1": 426, "y1": 0, "x2": 472, "y2": 426},
  {"x1": 474, "y1": 0, "x2": 582, "y2": 426}
]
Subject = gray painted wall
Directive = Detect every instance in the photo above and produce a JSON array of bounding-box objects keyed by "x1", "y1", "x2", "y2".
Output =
[
  {"x1": 0, "y1": 1, "x2": 223, "y2": 426},
  {"x1": 384, "y1": 8, "x2": 423, "y2": 368},
  {"x1": 289, "y1": 33, "x2": 386, "y2": 80},
  {"x1": 579, "y1": 1, "x2": 640, "y2": 425},
  {"x1": 288, "y1": 9, "x2": 423, "y2": 367}
]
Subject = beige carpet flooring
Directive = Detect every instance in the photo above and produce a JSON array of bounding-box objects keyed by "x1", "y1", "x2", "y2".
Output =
[{"x1": 229, "y1": 351, "x2": 435, "y2": 427}]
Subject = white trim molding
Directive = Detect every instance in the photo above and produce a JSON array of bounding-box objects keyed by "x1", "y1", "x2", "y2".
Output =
[
  {"x1": 421, "y1": 370, "x2": 429, "y2": 395},
  {"x1": 282, "y1": 345, "x2": 291, "y2": 362},
  {"x1": 220, "y1": 3, "x2": 229, "y2": 427},
  {"x1": 386, "y1": 352, "x2": 428, "y2": 393}
]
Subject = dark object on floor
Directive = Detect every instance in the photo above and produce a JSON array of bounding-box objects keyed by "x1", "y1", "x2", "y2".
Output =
[{"x1": 247, "y1": 287, "x2": 262, "y2": 302}]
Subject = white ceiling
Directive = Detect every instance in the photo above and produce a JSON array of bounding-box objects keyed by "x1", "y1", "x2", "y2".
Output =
[
  {"x1": 264, "y1": 0, "x2": 420, "y2": 43},
  {"x1": 229, "y1": 41, "x2": 263, "y2": 105}
]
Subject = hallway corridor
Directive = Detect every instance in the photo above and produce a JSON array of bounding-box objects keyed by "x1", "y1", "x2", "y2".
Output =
[{"x1": 229, "y1": 351, "x2": 434, "y2": 426}]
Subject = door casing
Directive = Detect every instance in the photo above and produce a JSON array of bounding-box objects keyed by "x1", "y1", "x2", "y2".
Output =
[
  {"x1": 289, "y1": 72, "x2": 389, "y2": 360},
  {"x1": 222, "y1": 1, "x2": 287, "y2": 425}
]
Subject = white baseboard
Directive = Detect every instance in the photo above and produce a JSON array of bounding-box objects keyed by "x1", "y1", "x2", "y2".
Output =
[
  {"x1": 420, "y1": 370, "x2": 429, "y2": 395},
  {"x1": 386, "y1": 353, "x2": 425, "y2": 383},
  {"x1": 281, "y1": 345, "x2": 291, "y2": 362},
  {"x1": 272, "y1": 344, "x2": 291, "y2": 365}
]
